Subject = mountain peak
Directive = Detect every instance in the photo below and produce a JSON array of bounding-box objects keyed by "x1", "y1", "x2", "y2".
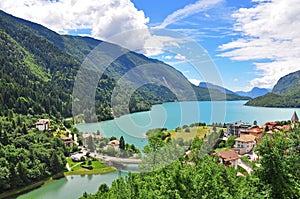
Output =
[{"x1": 235, "y1": 87, "x2": 270, "y2": 98}]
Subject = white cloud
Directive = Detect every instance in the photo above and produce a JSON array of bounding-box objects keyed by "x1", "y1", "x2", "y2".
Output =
[
  {"x1": 174, "y1": 54, "x2": 186, "y2": 61},
  {"x1": 233, "y1": 78, "x2": 239, "y2": 82},
  {"x1": 188, "y1": 79, "x2": 201, "y2": 86},
  {"x1": 156, "y1": 0, "x2": 224, "y2": 29},
  {"x1": 0, "y1": 0, "x2": 150, "y2": 51},
  {"x1": 163, "y1": 55, "x2": 173, "y2": 60},
  {"x1": 218, "y1": 0, "x2": 300, "y2": 88}
]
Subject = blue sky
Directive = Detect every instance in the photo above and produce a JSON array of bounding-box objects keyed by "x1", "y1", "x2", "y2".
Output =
[{"x1": 1, "y1": 0, "x2": 299, "y2": 91}]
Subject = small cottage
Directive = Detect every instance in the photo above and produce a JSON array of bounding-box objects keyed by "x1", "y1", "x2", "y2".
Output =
[
  {"x1": 36, "y1": 119, "x2": 50, "y2": 131},
  {"x1": 217, "y1": 150, "x2": 240, "y2": 169},
  {"x1": 104, "y1": 140, "x2": 120, "y2": 151}
]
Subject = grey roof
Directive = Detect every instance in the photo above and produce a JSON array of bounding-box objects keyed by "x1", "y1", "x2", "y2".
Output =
[
  {"x1": 230, "y1": 121, "x2": 251, "y2": 127},
  {"x1": 291, "y1": 111, "x2": 299, "y2": 123}
]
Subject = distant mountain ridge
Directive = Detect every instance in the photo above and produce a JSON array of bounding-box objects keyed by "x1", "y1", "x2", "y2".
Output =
[
  {"x1": 198, "y1": 82, "x2": 236, "y2": 95},
  {"x1": 246, "y1": 70, "x2": 300, "y2": 107},
  {"x1": 235, "y1": 87, "x2": 271, "y2": 98}
]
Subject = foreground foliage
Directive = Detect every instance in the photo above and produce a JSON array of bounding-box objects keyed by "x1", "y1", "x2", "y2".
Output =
[
  {"x1": 80, "y1": 126, "x2": 300, "y2": 199},
  {"x1": 0, "y1": 114, "x2": 67, "y2": 193}
]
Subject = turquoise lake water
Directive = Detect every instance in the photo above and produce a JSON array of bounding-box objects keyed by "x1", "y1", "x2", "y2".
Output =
[
  {"x1": 76, "y1": 100, "x2": 300, "y2": 150},
  {"x1": 17, "y1": 101, "x2": 300, "y2": 199}
]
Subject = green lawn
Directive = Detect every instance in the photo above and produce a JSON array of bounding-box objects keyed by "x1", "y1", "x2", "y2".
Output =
[
  {"x1": 65, "y1": 159, "x2": 116, "y2": 176},
  {"x1": 66, "y1": 157, "x2": 78, "y2": 168},
  {"x1": 170, "y1": 126, "x2": 223, "y2": 141}
]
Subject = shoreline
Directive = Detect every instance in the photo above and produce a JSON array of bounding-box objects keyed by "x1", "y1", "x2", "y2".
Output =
[
  {"x1": 0, "y1": 173, "x2": 64, "y2": 199},
  {"x1": 64, "y1": 167, "x2": 117, "y2": 176},
  {"x1": 0, "y1": 167, "x2": 117, "y2": 199}
]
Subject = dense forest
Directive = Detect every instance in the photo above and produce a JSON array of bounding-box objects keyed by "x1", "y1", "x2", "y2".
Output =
[
  {"x1": 80, "y1": 126, "x2": 300, "y2": 199},
  {"x1": 0, "y1": 113, "x2": 68, "y2": 193}
]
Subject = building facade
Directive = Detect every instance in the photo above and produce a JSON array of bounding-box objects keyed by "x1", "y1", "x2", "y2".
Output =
[
  {"x1": 235, "y1": 134, "x2": 256, "y2": 154},
  {"x1": 36, "y1": 119, "x2": 50, "y2": 131},
  {"x1": 226, "y1": 121, "x2": 252, "y2": 137}
]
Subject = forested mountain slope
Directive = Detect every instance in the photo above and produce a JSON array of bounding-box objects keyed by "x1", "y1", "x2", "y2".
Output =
[
  {"x1": 246, "y1": 70, "x2": 300, "y2": 108},
  {"x1": 0, "y1": 10, "x2": 247, "y2": 121}
]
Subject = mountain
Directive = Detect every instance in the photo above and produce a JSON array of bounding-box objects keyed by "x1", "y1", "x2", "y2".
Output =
[
  {"x1": 198, "y1": 82, "x2": 236, "y2": 95},
  {"x1": 272, "y1": 70, "x2": 300, "y2": 95},
  {"x1": 235, "y1": 87, "x2": 270, "y2": 98},
  {"x1": 0, "y1": 10, "x2": 247, "y2": 122},
  {"x1": 246, "y1": 70, "x2": 300, "y2": 107}
]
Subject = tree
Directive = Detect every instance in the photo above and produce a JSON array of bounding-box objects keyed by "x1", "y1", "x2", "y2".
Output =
[
  {"x1": 87, "y1": 135, "x2": 95, "y2": 152},
  {"x1": 225, "y1": 136, "x2": 237, "y2": 148},
  {"x1": 253, "y1": 120, "x2": 258, "y2": 126},
  {"x1": 254, "y1": 132, "x2": 300, "y2": 199},
  {"x1": 22, "y1": 123, "x2": 27, "y2": 134},
  {"x1": 0, "y1": 158, "x2": 11, "y2": 191},
  {"x1": 110, "y1": 136, "x2": 117, "y2": 141},
  {"x1": 264, "y1": 125, "x2": 269, "y2": 132},
  {"x1": 119, "y1": 136, "x2": 125, "y2": 150},
  {"x1": 98, "y1": 183, "x2": 109, "y2": 193},
  {"x1": 50, "y1": 151, "x2": 64, "y2": 174}
]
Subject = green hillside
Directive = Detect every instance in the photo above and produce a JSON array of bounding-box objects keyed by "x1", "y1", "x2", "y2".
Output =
[
  {"x1": 246, "y1": 70, "x2": 300, "y2": 108},
  {"x1": 0, "y1": 10, "x2": 248, "y2": 121},
  {"x1": 273, "y1": 70, "x2": 300, "y2": 95}
]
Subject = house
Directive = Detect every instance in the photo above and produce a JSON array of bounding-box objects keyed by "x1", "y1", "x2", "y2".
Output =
[
  {"x1": 264, "y1": 122, "x2": 278, "y2": 131},
  {"x1": 36, "y1": 119, "x2": 50, "y2": 131},
  {"x1": 240, "y1": 126, "x2": 264, "y2": 139},
  {"x1": 104, "y1": 140, "x2": 120, "y2": 151},
  {"x1": 61, "y1": 136, "x2": 73, "y2": 147},
  {"x1": 226, "y1": 121, "x2": 252, "y2": 137},
  {"x1": 217, "y1": 150, "x2": 240, "y2": 169},
  {"x1": 235, "y1": 134, "x2": 256, "y2": 154},
  {"x1": 291, "y1": 111, "x2": 299, "y2": 124}
]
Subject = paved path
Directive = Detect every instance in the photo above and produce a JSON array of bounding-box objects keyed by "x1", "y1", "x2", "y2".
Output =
[
  {"x1": 66, "y1": 162, "x2": 82, "y2": 171},
  {"x1": 66, "y1": 163, "x2": 71, "y2": 171},
  {"x1": 238, "y1": 160, "x2": 252, "y2": 174},
  {"x1": 95, "y1": 154, "x2": 142, "y2": 164}
]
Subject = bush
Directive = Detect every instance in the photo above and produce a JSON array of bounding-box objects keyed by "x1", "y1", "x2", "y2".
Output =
[
  {"x1": 87, "y1": 160, "x2": 92, "y2": 165},
  {"x1": 175, "y1": 127, "x2": 181, "y2": 132},
  {"x1": 80, "y1": 156, "x2": 86, "y2": 161},
  {"x1": 81, "y1": 165, "x2": 93, "y2": 170}
]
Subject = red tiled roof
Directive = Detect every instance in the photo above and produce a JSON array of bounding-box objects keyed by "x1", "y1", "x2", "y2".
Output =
[
  {"x1": 235, "y1": 134, "x2": 256, "y2": 143},
  {"x1": 218, "y1": 150, "x2": 240, "y2": 161},
  {"x1": 36, "y1": 119, "x2": 50, "y2": 125}
]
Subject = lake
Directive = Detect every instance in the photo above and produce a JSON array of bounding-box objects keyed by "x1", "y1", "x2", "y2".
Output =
[
  {"x1": 16, "y1": 171, "x2": 128, "y2": 199},
  {"x1": 17, "y1": 101, "x2": 300, "y2": 199},
  {"x1": 76, "y1": 101, "x2": 300, "y2": 150}
]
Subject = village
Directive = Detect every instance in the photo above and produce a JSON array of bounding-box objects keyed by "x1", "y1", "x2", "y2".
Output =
[{"x1": 212, "y1": 111, "x2": 299, "y2": 175}]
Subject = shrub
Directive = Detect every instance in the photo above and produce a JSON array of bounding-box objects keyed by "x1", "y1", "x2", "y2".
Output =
[{"x1": 87, "y1": 160, "x2": 92, "y2": 165}]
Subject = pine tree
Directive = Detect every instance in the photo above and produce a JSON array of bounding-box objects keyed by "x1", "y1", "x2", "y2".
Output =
[{"x1": 119, "y1": 136, "x2": 125, "y2": 150}]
